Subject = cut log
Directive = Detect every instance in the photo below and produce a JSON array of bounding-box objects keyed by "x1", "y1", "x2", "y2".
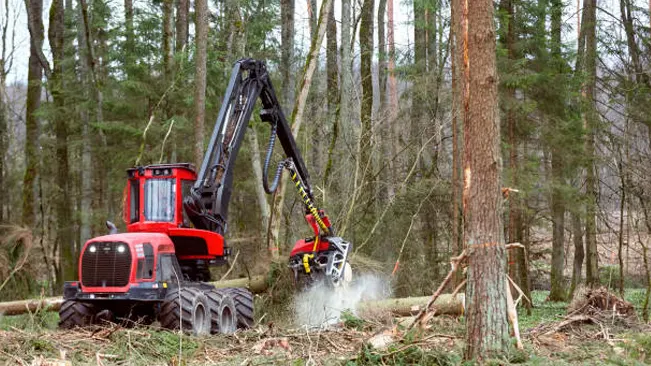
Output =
[
  {"x1": 209, "y1": 275, "x2": 268, "y2": 293},
  {"x1": 0, "y1": 297, "x2": 63, "y2": 316},
  {"x1": 358, "y1": 294, "x2": 465, "y2": 317}
]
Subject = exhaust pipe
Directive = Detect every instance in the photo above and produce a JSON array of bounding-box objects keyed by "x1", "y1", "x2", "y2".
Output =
[{"x1": 105, "y1": 221, "x2": 118, "y2": 234}]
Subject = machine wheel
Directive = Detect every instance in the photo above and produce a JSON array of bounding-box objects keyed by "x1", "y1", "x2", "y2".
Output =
[
  {"x1": 159, "y1": 287, "x2": 211, "y2": 336},
  {"x1": 58, "y1": 300, "x2": 97, "y2": 329},
  {"x1": 205, "y1": 289, "x2": 238, "y2": 334},
  {"x1": 222, "y1": 287, "x2": 254, "y2": 329}
]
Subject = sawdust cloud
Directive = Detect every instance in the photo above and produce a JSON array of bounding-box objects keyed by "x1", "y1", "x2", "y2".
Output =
[{"x1": 293, "y1": 274, "x2": 391, "y2": 328}]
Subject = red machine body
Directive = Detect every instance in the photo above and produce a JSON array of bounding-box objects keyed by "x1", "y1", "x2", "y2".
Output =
[
  {"x1": 122, "y1": 163, "x2": 226, "y2": 264},
  {"x1": 289, "y1": 213, "x2": 331, "y2": 257},
  {"x1": 77, "y1": 232, "x2": 176, "y2": 294}
]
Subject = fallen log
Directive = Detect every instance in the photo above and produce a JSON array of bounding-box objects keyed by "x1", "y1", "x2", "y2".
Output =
[
  {"x1": 0, "y1": 297, "x2": 63, "y2": 316},
  {"x1": 209, "y1": 275, "x2": 268, "y2": 293},
  {"x1": 358, "y1": 294, "x2": 465, "y2": 317}
]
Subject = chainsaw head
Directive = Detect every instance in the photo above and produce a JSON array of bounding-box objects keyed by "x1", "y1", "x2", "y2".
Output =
[{"x1": 289, "y1": 236, "x2": 353, "y2": 290}]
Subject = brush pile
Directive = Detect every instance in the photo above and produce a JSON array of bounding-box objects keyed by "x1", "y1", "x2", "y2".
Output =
[
  {"x1": 528, "y1": 287, "x2": 644, "y2": 347},
  {"x1": 567, "y1": 286, "x2": 637, "y2": 321}
]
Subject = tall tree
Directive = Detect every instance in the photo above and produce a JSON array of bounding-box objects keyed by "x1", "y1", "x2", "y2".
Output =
[
  {"x1": 163, "y1": 0, "x2": 174, "y2": 82},
  {"x1": 411, "y1": 0, "x2": 426, "y2": 169},
  {"x1": 193, "y1": 0, "x2": 208, "y2": 167},
  {"x1": 549, "y1": 0, "x2": 566, "y2": 301},
  {"x1": 280, "y1": 0, "x2": 294, "y2": 113},
  {"x1": 359, "y1": 0, "x2": 374, "y2": 211},
  {"x1": 451, "y1": 0, "x2": 463, "y2": 262},
  {"x1": 340, "y1": 0, "x2": 352, "y2": 134},
  {"x1": 463, "y1": 0, "x2": 509, "y2": 358},
  {"x1": 582, "y1": 0, "x2": 599, "y2": 287},
  {"x1": 569, "y1": 211, "x2": 584, "y2": 296},
  {"x1": 77, "y1": 0, "x2": 92, "y2": 245},
  {"x1": 23, "y1": 0, "x2": 45, "y2": 226},
  {"x1": 49, "y1": 0, "x2": 75, "y2": 283},
  {"x1": 323, "y1": 0, "x2": 339, "y2": 185},
  {"x1": 176, "y1": 0, "x2": 189, "y2": 52},
  {"x1": 0, "y1": 0, "x2": 11, "y2": 222}
]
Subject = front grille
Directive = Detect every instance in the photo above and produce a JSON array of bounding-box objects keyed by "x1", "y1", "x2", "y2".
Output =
[{"x1": 81, "y1": 241, "x2": 132, "y2": 287}]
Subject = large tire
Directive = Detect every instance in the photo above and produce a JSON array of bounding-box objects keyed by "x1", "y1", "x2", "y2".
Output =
[
  {"x1": 158, "y1": 287, "x2": 211, "y2": 336},
  {"x1": 205, "y1": 289, "x2": 238, "y2": 334},
  {"x1": 222, "y1": 287, "x2": 254, "y2": 329},
  {"x1": 58, "y1": 300, "x2": 97, "y2": 329}
]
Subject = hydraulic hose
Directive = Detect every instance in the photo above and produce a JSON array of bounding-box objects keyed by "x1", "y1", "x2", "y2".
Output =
[{"x1": 262, "y1": 123, "x2": 286, "y2": 194}]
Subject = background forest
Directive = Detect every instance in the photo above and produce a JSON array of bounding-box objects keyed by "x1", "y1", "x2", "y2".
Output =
[{"x1": 1, "y1": 0, "x2": 651, "y2": 320}]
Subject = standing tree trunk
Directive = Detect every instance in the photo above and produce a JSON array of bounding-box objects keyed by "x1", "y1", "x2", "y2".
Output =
[
  {"x1": 176, "y1": 0, "x2": 189, "y2": 52},
  {"x1": 280, "y1": 0, "x2": 295, "y2": 113},
  {"x1": 582, "y1": 0, "x2": 599, "y2": 287},
  {"x1": 77, "y1": 0, "x2": 92, "y2": 245},
  {"x1": 340, "y1": 0, "x2": 353, "y2": 141},
  {"x1": 359, "y1": 0, "x2": 375, "y2": 212},
  {"x1": 163, "y1": 0, "x2": 174, "y2": 81},
  {"x1": 548, "y1": 0, "x2": 566, "y2": 302},
  {"x1": 411, "y1": 0, "x2": 426, "y2": 172},
  {"x1": 124, "y1": 0, "x2": 134, "y2": 75},
  {"x1": 451, "y1": 0, "x2": 463, "y2": 265},
  {"x1": 323, "y1": 0, "x2": 339, "y2": 186},
  {"x1": 377, "y1": 0, "x2": 387, "y2": 110},
  {"x1": 0, "y1": 67, "x2": 6, "y2": 222},
  {"x1": 23, "y1": 0, "x2": 45, "y2": 227},
  {"x1": 569, "y1": 211, "x2": 584, "y2": 297},
  {"x1": 49, "y1": 0, "x2": 75, "y2": 284},
  {"x1": 193, "y1": 0, "x2": 209, "y2": 168},
  {"x1": 463, "y1": 0, "x2": 509, "y2": 359},
  {"x1": 385, "y1": 0, "x2": 397, "y2": 200}
]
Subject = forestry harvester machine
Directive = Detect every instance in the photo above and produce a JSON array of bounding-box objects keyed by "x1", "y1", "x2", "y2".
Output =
[{"x1": 59, "y1": 59, "x2": 352, "y2": 335}]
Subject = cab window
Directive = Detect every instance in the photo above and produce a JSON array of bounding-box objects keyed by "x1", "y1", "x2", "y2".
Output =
[
  {"x1": 129, "y1": 179, "x2": 139, "y2": 223},
  {"x1": 144, "y1": 178, "x2": 175, "y2": 222}
]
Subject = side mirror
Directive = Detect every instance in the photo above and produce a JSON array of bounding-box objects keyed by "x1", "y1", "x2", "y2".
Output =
[{"x1": 106, "y1": 221, "x2": 118, "y2": 234}]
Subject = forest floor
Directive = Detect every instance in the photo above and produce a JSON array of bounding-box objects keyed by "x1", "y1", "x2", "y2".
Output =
[{"x1": 1, "y1": 290, "x2": 650, "y2": 365}]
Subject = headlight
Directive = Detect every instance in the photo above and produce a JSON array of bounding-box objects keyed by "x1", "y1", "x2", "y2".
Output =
[
  {"x1": 89, "y1": 245, "x2": 96, "y2": 253},
  {"x1": 117, "y1": 245, "x2": 126, "y2": 253}
]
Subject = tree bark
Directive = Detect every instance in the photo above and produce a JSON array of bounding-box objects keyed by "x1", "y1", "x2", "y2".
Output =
[
  {"x1": 451, "y1": 0, "x2": 463, "y2": 268},
  {"x1": 49, "y1": 0, "x2": 75, "y2": 285},
  {"x1": 378, "y1": 0, "x2": 387, "y2": 110},
  {"x1": 582, "y1": 0, "x2": 599, "y2": 288},
  {"x1": 359, "y1": 0, "x2": 375, "y2": 212},
  {"x1": 323, "y1": 0, "x2": 339, "y2": 186},
  {"x1": 569, "y1": 211, "x2": 584, "y2": 297},
  {"x1": 280, "y1": 0, "x2": 295, "y2": 113},
  {"x1": 163, "y1": 0, "x2": 174, "y2": 81},
  {"x1": 358, "y1": 294, "x2": 465, "y2": 316},
  {"x1": 548, "y1": 0, "x2": 567, "y2": 302},
  {"x1": 175, "y1": 0, "x2": 189, "y2": 53},
  {"x1": 463, "y1": 0, "x2": 509, "y2": 359},
  {"x1": 193, "y1": 0, "x2": 209, "y2": 168},
  {"x1": 0, "y1": 65, "x2": 5, "y2": 222},
  {"x1": 22, "y1": 0, "x2": 44, "y2": 227},
  {"x1": 340, "y1": 0, "x2": 353, "y2": 142},
  {"x1": 77, "y1": 0, "x2": 92, "y2": 245},
  {"x1": 411, "y1": 0, "x2": 426, "y2": 172}
]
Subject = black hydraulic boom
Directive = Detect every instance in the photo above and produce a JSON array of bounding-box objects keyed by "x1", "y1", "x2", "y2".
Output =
[{"x1": 183, "y1": 59, "x2": 324, "y2": 236}]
